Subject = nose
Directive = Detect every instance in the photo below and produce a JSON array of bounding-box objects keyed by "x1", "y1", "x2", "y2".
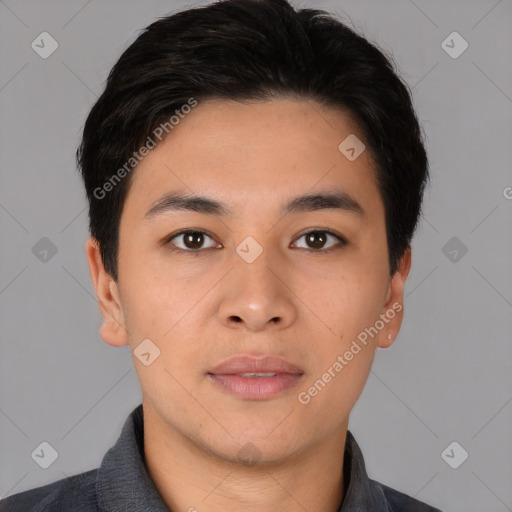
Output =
[{"x1": 217, "y1": 250, "x2": 298, "y2": 332}]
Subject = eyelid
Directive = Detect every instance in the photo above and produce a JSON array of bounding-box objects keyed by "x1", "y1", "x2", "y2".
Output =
[{"x1": 293, "y1": 227, "x2": 347, "y2": 243}]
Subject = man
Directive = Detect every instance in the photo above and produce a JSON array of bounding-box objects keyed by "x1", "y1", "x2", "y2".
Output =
[{"x1": 0, "y1": 0, "x2": 443, "y2": 510}]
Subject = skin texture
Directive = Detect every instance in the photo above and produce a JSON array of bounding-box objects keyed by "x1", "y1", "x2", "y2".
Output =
[{"x1": 86, "y1": 98, "x2": 411, "y2": 512}]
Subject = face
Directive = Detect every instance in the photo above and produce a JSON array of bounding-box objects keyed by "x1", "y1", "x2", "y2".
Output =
[{"x1": 87, "y1": 98, "x2": 410, "y2": 464}]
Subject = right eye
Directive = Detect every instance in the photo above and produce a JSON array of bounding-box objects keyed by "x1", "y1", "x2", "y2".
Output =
[{"x1": 165, "y1": 230, "x2": 221, "y2": 253}]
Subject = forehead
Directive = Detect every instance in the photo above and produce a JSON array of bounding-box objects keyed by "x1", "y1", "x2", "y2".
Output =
[{"x1": 123, "y1": 98, "x2": 380, "y2": 217}]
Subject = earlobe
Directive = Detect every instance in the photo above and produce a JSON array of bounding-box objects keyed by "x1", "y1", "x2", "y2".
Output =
[
  {"x1": 85, "y1": 237, "x2": 129, "y2": 347},
  {"x1": 378, "y1": 246, "x2": 412, "y2": 349}
]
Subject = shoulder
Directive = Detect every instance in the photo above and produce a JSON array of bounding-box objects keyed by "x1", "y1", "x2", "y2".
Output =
[
  {"x1": 373, "y1": 479, "x2": 443, "y2": 512},
  {"x1": 0, "y1": 468, "x2": 99, "y2": 512}
]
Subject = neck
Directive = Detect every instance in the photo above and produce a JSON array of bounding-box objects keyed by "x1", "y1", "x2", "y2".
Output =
[{"x1": 143, "y1": 404, "x2": 348, "y2": 512}]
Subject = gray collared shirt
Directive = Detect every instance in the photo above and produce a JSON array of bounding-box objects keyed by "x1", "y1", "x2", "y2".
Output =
[{"x1": 0, "y1": 404, "x2": 443, "y2": 511}]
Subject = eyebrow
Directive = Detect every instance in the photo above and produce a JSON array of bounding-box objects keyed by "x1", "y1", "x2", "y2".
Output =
[{"x1": 144, "y1": 190, "x2": 365, "y2": 219}]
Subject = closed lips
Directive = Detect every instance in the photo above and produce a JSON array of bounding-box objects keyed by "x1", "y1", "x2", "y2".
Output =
[{"x1": 209, "y1": 355, "x2": 304, "y2": 376}]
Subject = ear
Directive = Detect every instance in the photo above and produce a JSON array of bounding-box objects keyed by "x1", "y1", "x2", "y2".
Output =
[
  {"x1": 85, "y1": 236, "x2": 129, "y2": 347},
  {"x1": 378, "y1": 245, "x2": 412, "y2": 349}
]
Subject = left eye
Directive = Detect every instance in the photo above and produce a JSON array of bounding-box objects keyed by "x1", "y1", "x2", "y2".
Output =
[{"x1": 292, "y1": 230, "x2": 346, "y2": 252}]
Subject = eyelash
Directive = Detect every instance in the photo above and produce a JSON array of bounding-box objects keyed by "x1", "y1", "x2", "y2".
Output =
[{"x1": 164, "y1": 228, "x2": 347, "y2": 255}]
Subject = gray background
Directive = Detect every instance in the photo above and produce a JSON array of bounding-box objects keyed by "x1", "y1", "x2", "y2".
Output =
[{"x1": 1, "y1": 0, "x2": 511, "y2": 510}]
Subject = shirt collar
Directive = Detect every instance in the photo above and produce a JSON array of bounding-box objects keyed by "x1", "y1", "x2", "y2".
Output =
[
  {"x1": 96, "y1": 404, "x2": 169, "y2": 511},
  {"x1": 96, "y1": 404, "x2": 389, "y2": 512}
]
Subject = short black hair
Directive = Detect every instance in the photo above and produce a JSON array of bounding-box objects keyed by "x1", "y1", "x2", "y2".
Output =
[{"x1": 77, "y1": 0, "x2": 429, "y2": 282}]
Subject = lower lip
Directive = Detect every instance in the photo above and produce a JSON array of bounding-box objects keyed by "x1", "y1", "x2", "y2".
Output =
[{"x1": 208, "y1": 373, "x2": 303, "y2": 400}]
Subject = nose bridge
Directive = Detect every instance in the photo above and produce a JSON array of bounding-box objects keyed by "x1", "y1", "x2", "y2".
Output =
[
  {"x1": 234, "y1": 238, "x2": 282, "y2": 305},
  {"x1": 236, "y1": 240, "x2": 278, "y2": 293},
  {"x1": 217, "y1": 237, "x2": 297, "y2": 331}
]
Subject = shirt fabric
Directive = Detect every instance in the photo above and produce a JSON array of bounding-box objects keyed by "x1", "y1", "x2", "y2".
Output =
[{"x1": 0, "y1": 404, "x2": 443, "y2": 511}]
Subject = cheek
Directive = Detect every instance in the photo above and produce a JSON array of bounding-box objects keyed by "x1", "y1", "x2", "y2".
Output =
[
  {"x1": 119, "y1": 251, "x2": 203, "y2": 340},
  {"x1": 120, "y1": 272, "x2": 212, "y2": 375},
  {"x1": 306, "y1": 269, "x2": 387, "y2": 343}
]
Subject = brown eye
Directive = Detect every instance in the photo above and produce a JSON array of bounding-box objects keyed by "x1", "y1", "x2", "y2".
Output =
[
  {"x1": 182, "y1": 232, "x2": 205, "y2": 249},
  {"x1": 305, "y1": 231, "x2": 327, "y2": 249},
  {"x1": 167, "y1": 230, "x2": 219, "y2": 252},
  {"x1": 292, "y1": 229, "x2": 346, "y2": 252}
]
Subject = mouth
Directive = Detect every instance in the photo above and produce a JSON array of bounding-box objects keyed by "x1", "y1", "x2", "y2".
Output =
[{"x1": 207, "y1": 355, "x2": 304, "y2": 400}]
